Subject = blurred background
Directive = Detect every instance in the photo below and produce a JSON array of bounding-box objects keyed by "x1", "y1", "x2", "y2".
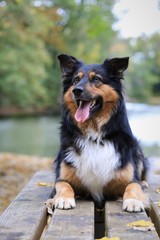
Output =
[
  {"x1": 0, "y1": 0, "x2": 160, "y2": 212},
  {"x1": 0, "y1": 0, "x2": 160, "y2": 156},
  {"x1": 0, "y1": 0, "x2": 160, "y2": 157}
]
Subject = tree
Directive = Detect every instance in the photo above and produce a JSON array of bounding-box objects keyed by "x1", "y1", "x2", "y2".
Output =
[
  {"x1": 126, "y1": 33, "x2": 160, "y2": 102},
  {"x1": 0, "y1": 0, "x2": 52, "y2": 109},
  {"x1": 52, "y1": 0, "x2": 116, "y2": 62},
  {"x1": 0, "y1": 0, "x2": 118, "y2": 113},
  {"x1": 36, "y1": 0, "x2": 118, "y2": 111}
]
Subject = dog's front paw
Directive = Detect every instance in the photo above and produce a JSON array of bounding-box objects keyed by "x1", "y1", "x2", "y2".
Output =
[
  {"x1": 55, "y1": 197, "x2": 76, "y2": 209},
  {"x1": 123, "y1": 198, "x2": 144, "y2": 212},
  {"x1": 45, "y1": 197, "x2": 76, "y2": 212}
]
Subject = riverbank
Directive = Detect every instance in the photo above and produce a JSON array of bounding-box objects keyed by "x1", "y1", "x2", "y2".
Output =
[
  {"x1": 0, "y1": 107, "x2": 60, "y2": 118},
  {"x1": 0, "y1": 98, "x2": 160, "y2": 118},
  {"x1": 0, "y1": 152, "x2": 53, "y2": 214}
]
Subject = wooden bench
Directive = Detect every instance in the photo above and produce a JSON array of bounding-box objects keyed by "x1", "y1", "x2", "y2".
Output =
[{"x1": 0, "y1": 170, "x2": 160, "y2": 240}]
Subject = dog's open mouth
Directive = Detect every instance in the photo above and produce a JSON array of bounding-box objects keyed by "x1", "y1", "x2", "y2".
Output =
[{"x1": 74, "y1": 97, "x2": 102, "y2": 123}]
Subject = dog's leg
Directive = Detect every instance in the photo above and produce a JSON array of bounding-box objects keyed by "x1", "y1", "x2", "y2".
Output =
[
  {"x1": 46, "y1": 181, "x2": 76, "y2": 210},
  {"x1": 122, "y1": 182, "x2": 146, "y2": 212}
]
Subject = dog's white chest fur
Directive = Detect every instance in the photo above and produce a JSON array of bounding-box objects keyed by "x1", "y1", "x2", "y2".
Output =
[{"x1": 65, "y1": 132, "x2": 120, "y2": 201}]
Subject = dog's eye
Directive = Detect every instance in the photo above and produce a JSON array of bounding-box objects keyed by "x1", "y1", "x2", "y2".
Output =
[
  {"x1": 93, "y1": 76, "x2": 100, "y2": 82},
  {"x1": 91, "y1": 76, "x2": 102, "y2": 86},
  {"x1": 73, "y1": 76, "x2": 80, "y2": 84},
  {"x1": 92, "y1": 75, "x2": 102, "y2": 82}
]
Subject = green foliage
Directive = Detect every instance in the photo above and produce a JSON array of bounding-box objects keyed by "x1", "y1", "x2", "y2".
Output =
[
  {"x1": 126, "y1": 34, "x2": 160, "y2": 102},
  {"x1": 0, "y1": 0, "x2": 52, "y2": 109},
  {"x1": 0, "y1": 0, "x2": 117, "y2": 112},
  {"x1": 0, "y1": 0, "x2": 159, "y2": 113},
  {"x1": 54, "y1": 0, "x2": 116, "y2": 62}
]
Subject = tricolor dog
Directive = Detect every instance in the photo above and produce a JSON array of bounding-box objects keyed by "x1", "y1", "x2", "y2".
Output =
[{"x1": 47, "y1": 54, "x2": 148, "y2": 212}]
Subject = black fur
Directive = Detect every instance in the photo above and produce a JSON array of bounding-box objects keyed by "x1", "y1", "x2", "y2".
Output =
[{"x1": 54, "y1": 54, "x2": 148, "y2": 205}]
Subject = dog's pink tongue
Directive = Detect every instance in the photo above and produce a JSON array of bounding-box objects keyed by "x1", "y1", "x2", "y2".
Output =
[{"x1": 74, "y1": 101, "x2": 91, "y2": 123}]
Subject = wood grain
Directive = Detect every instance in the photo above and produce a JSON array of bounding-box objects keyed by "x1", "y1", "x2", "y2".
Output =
[
  {"x1": 1, "y1": 169, "x2": 160, "y2": 239},
  {"x1": 149, "y1": 183, "x2": 160, "y2": 237},
  {"x1": 105, "y1": 199, "x2": 159, "y2": 240},
  {"x1": 0, "y1": 171, "x2": 55, "y2": 240},
  {"x1": 44, "y1": 200, "x2": 94, "y2": 240}
]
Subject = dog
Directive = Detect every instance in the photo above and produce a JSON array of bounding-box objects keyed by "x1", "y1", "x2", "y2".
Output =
[{"x1": 46, "y1": 54, "x2": 148, "y2": 212}]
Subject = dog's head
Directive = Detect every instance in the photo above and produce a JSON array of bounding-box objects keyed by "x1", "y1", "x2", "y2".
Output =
[{"x1": 58, "y1": 54, "x2": 129, "y2": 127}]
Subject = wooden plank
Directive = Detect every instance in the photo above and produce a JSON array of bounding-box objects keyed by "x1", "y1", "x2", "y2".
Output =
[
  {"x1": 150, "y1": 200, "x2": 160, "y2": 238},
  {"x1": 149, "y1": 184, "x2": 160, "y2": 237},
  {"x1": 105, "y1": 199, "x2": 159, "y2": 240},
  {"x1": 148, "y1": 158, "x2": 160, "y2": 238},
  {"x1": 44, "y1": 200, "x2": 94, "y2": 240},
  {"x1": 0, "y1": 171, "x2": 55, "y2": 240}
]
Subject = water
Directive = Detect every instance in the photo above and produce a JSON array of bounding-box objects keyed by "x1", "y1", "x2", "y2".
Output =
[
  {"x1": 126, "y1": 103, "x2": 160, "y2": 157},
  {"x1": 127, "y1": 103, "x2": 160, "y2": 145},
  {"x1": 0, "y1": 103, "x2": 159, "y2": 157},
  {"x1": 0, "y1": 116, "x2": 60, "y2": 157}
]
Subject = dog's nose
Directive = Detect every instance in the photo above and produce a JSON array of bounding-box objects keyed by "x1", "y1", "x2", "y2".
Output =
[{"x1": 73, "y1": 87, "x2": 84, "y2": 97}]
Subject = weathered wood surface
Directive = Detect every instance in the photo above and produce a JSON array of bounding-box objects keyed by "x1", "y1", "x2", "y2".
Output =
[
  {"x1": 0, "y1": 171, "x2": 55, "y2": 240},
  {"x1": 148, "y1": 179, "x2": 160, "y2": 237},
  {"x1": 149, "y1": 187, "x2": 160, "y2": 237},
  {"x1": 105, "y1": 200, "x2": 160, "y2": 240},
  {"x1": 148, "y1": 157, "x2": 160, "y2": 237},
  {"x1": 44, "y1": 201, "x2": 94, "y2": 240},
  {"x1": 0, "y1": 169, "x2": 160, "y2": 240}
]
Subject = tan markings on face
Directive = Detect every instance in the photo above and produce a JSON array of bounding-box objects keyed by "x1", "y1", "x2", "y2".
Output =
[
  {"x1": 85, "y1": 83, "x2": 119, "y2": 128},
  {"x1": 77, "y1": 71, "x2": 84, "y2": 79},
  {"x1": 104, "y1": 163, "x2": 134, "y2": 196},
  {"x1": 88, "y1": 71, "x2": 103, "y2": 88},
  {"x1": 63, "y1": 85, "x2": 97, "y2": 131},
  {"x1": 88, "y1": 71, "x2": 96, "y2": 80},
  {"x1": 73, "y1": 71, "x2": 84, "y2": 84},
  {"x1": 64, "y1": 86, "x2": 77, "y2": 117},
  {"x1": 63, "y1": 79, "x2": 119, "y2": 132}
]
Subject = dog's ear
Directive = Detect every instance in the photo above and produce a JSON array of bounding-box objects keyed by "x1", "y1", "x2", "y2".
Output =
[
  {"x1": 103, "y1": 57, "x2": 129, "y2": 77},
  {"x1": 57, "y1": 54, "x2": 82, "y2": 76}
]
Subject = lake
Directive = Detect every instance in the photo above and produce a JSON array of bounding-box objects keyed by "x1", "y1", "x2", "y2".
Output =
[{"x1": 0, "y1": 103, "x2": 160, "y2": 157}]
